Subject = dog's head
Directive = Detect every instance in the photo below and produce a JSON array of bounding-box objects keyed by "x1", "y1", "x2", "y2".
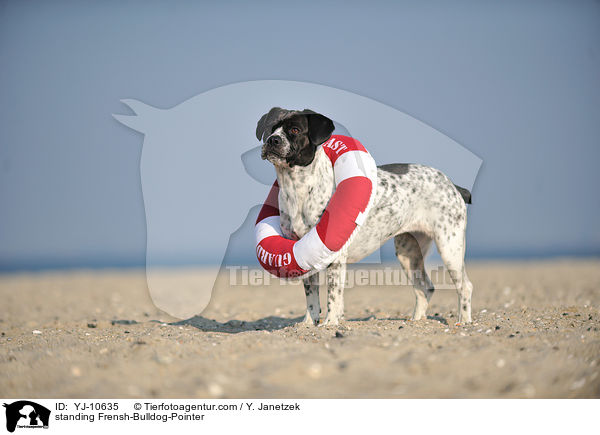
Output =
[{"x1": 256, "y1": 107, "x2": 335, "y2": 168}]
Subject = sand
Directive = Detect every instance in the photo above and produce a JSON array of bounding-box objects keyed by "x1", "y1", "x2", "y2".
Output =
[{"x1": 1, "y1": 260, "x2": 599, "y2": 398}]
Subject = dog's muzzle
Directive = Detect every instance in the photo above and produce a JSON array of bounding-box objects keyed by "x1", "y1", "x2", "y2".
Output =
[{"x1": 262, "y1": 134, "x2": 285, "y2": 159}]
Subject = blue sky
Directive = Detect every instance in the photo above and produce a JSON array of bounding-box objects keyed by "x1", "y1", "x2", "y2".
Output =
[{"x1": 1, "y1": 1, "x2": 599, "y2": 270}]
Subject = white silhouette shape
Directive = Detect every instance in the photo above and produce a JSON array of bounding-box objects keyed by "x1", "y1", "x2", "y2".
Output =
[{"x1": 113, "y1": 80, "x2": 481, "y2": 319}]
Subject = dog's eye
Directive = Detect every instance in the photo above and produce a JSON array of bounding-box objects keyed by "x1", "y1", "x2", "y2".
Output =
[{"x1": 290, "y1": 127, "x2": 300, "y2": 135}]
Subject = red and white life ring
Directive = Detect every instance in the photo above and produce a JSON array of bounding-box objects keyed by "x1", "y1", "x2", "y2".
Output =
[{"x1": 255, "y1": 135, "x2": 378, "y2": 278}]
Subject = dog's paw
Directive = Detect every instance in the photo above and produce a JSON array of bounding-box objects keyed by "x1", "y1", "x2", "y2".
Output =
[
  {"x1": 411, "y1": 308, "x2": 428, "y2": 321},
  {"x1": 301, "y1": 314, "x2": 319, "y2": 326},
  {"x1": 455, "y1": 315, "x2": 472, "y2": 326},
  {"x1": 455, "y1": 319, "x2": 472, "y2": 326},
  {"x1": 321, "y1": 317, "x2": 341, "y2": 327}
]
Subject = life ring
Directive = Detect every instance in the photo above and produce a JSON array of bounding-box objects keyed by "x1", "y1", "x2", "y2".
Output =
[{"x1": 255, "y1": 135, "x2": 378, "y2": 278}]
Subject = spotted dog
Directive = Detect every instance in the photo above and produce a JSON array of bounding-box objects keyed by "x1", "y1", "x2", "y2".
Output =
[{"x1": 257, "y1": 107, "x2": 474, "y2": 326}]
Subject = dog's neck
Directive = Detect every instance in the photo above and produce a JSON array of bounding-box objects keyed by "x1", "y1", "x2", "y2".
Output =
[{"x1": 274, "y1": 147, "x2": 335, "y2": 239}]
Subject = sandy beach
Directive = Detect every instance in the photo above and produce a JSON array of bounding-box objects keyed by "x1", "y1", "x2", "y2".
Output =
[{"x1": 1, "y1": 259, "x2": 599, "y2": 398}]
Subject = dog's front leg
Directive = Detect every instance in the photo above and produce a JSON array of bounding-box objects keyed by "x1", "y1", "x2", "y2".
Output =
[
  {"x1": 302, "y1": 272, "x2": 321, "y2": 325},
  {"x1": 323, "y1": 261, "x2": 347, "y2": 326}
]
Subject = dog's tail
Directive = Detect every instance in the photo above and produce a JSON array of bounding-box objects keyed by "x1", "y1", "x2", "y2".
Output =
[{"x1": 454, "y1": 185, "x2": 472, "y2": 204}]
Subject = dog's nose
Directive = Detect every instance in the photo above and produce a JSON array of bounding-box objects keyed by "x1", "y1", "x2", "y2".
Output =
[{"x1": 267, "y1": 135, "x2": 281, "y2": 147}]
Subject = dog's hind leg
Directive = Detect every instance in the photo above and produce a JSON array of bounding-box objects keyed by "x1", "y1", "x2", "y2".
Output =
[
  {"x1": 395, "y1": 232, "x2": 434, "y2": 321},
  {"x1": 302, "y1": 272, "x2": 321, "y2": 325},
  {"x1": 435, "y1": 228, "x2": 473, "y2": 324}
]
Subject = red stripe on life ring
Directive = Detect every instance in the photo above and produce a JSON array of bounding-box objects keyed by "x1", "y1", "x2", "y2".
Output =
[
  {"x1": 322, "y1": 135, "x2": 367, "y2": 165},
  {"x1": 256, "y1": 235, "x2": 307, "y2": 278},
  {"x1": 315, "y1": 176, "x2": 373, "y2": 251},
  {"x1": 256, "y1": 180, "x2": 280, "y2": 224}
]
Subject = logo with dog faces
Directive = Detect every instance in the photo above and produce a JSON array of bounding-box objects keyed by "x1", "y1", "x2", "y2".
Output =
[{"x1": 2, "y1": 401, "x2": 50, "y2": 433}]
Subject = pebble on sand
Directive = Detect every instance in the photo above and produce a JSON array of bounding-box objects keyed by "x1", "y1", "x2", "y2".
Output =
[
  {"x1": 32, "y1": 330, "x2": 42, "y2": 334},
  {"x1": 154, "y1": 354, "x2": 173, "y2": 365},
  {"x1": 307, "y1": 363, "x2": 322, "y2": 379},
  {"x1": 570, "y1": 378, "x2": 586, "y2": 390},
  {"x1": 523, "y1": 384, "x2": 536, "y2": 398},
  {"x1": 208, "y1": 383, "x2": 224, "y2": 397},
  {"x1": 111, "y1": 320, "x2": 138, "y2": 326}
]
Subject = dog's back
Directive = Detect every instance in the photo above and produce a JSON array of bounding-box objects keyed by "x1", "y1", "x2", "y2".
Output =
[
  {"x1": 379, "y1": 163, "x2": 471, "y2": 204},
  {"x1": 342, "y1": 163, "x2": 468, "y2": 263}
]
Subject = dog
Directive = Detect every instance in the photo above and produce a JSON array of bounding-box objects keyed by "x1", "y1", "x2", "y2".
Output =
[{"x1": 257, "y1": 107, "x2": 473, "y2": 326}]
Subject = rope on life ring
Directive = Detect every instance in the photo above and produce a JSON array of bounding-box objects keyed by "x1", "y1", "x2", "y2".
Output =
[{"x1": 255, "y1": 135, "x2": 378, "y2": 278}]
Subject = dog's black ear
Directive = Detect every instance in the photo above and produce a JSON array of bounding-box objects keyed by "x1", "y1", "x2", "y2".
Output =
[
  {"x1": 307, "y1": 113, "x2": 335, "y2": 145},
  {"x1": 255, "y1": 112, "x2": 270, "y2": 141},
  {"x1": 256, "y1": 107, "x2": 289, "y2": 142}
]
